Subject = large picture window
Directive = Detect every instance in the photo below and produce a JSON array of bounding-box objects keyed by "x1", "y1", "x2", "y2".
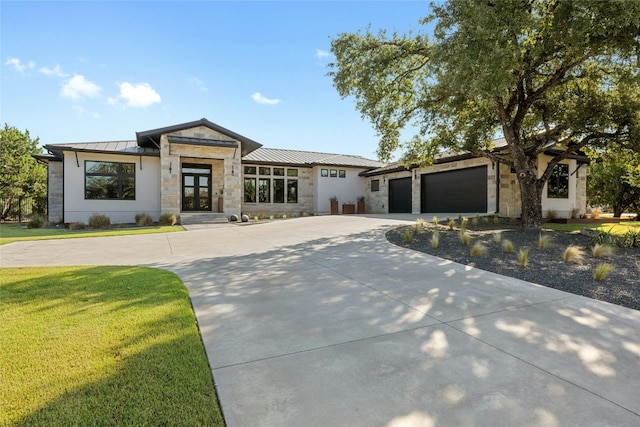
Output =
[
  {"x1": 244, "y1": 166, "x2": 299, "y2": 204},
  {"x1": 85, "y1": 161, "x2": 135, "y2": 200},
  {"x1": 547, "y1": 164, "x2": 569, "y2": 199}
]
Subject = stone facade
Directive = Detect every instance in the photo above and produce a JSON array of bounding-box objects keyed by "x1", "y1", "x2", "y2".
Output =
[
  {"x1": 47, "y1": 160, "x2": 64, "y2": 223},
  {"x1": 240, "y1": 164, "x2": 314, "y2": 216},
  {"x1": 159, "y1": 126, "x2": 242, "y2": 216},
  {"x1": 498, "y1": 163, "x2": 521, "y2": 217}
]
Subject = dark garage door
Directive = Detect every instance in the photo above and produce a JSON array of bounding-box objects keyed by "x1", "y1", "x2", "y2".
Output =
[
  {"x1": 421, "y1": 166, "x2": 488, "y2": 213},
  {"x1": 389, "y1": 177, "x2": 412, "y2": 213}
]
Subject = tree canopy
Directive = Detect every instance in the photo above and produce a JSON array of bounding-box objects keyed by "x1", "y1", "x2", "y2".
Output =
[
  {"x1": 587, "y1": 147, "x2": 640, "y2": 217},
  {"x1": 329, "y1": 0, "x2": 640, "y2": 228},
  {"x1": 0, "y1": 124, "x2": 47, "y2": 218}
]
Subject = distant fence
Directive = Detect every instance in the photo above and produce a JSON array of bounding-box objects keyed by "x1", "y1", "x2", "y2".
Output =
[{"x1": 0, "y1": 196, "x2": 47, "y2": 222}]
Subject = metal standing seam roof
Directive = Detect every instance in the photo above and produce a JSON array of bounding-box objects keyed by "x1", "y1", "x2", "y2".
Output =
[
  {"x1": 242, "y1": 147, "x2": 383, "y2": 168},
  {"x1": 44, "y1": 140, "x2": 160, "y2": 157}
]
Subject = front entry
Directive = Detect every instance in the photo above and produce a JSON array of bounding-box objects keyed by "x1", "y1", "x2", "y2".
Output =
[{"x1": 182, "y1": 164, "x2": 212, "y2": 211}]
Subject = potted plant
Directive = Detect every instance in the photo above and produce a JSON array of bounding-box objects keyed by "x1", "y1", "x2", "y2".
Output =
[
  {"x1": 342, "y1": 201, "x2": 356, "y2": 214},
  {"x1": 329, "y1": 196, "x2": 339, "y2": 215},
  {"x1": 357, "y1": 196, "x2": 365, "y2": 214},
  {"x1": 218, "y1": 188, "x2": 224, "y2": 213}
]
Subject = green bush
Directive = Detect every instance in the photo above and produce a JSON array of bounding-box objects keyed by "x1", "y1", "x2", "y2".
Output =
[
  {"x1": 69, "y1": 222, "x2": 86, "y2": 230},
  {"x1": 27, "y1": 214, "x2": 46, "y2": 229},
  {"x1": 590, "y1": 228, "x2": 619, "y2": 247},
  {"x1": 158, "y1": 213, "x2": 177, "y2": 226},
  {"x1": 135, "y1": 213, "x2": 154, "y2": 227},
  {"x1": 89, "y1": 214, "x2": 111, "y2": 229},
  {"x1": 621, "y1": 229, "x2": 640, "y2": 248}
]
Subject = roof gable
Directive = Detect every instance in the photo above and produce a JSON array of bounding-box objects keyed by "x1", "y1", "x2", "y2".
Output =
[{"x1": 136, "y1": 118, "x2": 262, "y2": 156}]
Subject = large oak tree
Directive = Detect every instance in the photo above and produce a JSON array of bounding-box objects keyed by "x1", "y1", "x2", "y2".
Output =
[{"x1": 329, "y1": 0, "x2": 640, "y2": 228}]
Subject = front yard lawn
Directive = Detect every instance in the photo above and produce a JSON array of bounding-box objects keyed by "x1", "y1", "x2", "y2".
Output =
[
  {"x1": 0, "y1": 266, "x2": 223, "y2": 426},
  {"x1": 543, "y1": 221, "x2": 640, "y2": 235},
  {"x1": 0, "y1": 223, "x2": 183, "y2": 245}
]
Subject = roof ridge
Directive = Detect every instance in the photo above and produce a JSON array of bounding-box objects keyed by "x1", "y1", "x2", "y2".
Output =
[{"x1": 255, "y1": 146, "x2": 371, "y2": 159}]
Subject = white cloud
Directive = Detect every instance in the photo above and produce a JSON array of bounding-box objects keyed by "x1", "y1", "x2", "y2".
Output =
[
  {"x1": 5, "y1": 57, "x2": 34, "y2": 74},
  {"x1": 251, "y1": 92, "x2": 281, "y2": 105},
  {"x1": 61, "y1": 74, "x2": 101, "y2": 100},
  {"x1": 39, "y1": 64, "x2": 68, "y2": 77},
  {"x1": 189, "y1": 77, "x2": 208, "y2": 92},
  {"x1": 116, "y1": 82, "x2": 161, "y2": 108},
  {"x1": 316, "y1": 49, "x2": 330, "y2": 59}
]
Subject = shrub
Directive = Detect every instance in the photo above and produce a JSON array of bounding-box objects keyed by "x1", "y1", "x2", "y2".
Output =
[
  {"x1": 547, "y1": 209, "x2": 558, "y2": 220},
  {"x1": 269, "y1": 215, "x2": 275, "y2": 220},
  {"x1": 413, "y1": 223, "x2": 422, "y2": 235},
  {"x1": 158, "y1": 213, "x2": 177, "y2": 226},
  {"x1": 254, "y1": 216, "x2": 259, "y2": 221},
  {"x1": 563, "y1": 245, "x2": 585, "y2": 264},
  {"x1": 502, "y1": 239, "x2": 514, "y2": 253},
  {"x1": 620, "y1": 229, "x2": 640, "y2": 248},
  {"x1": 459, "y1": 230, "x2": 471, "y2": 246},
  {"x1": 135, "y1": 213, "x2": 154, "y2": 227},
  {"x1": 471, "y1": 216, "x2": 479, "y2": 226},
  {"x1": 27, "y1": 214, "x2": 46, "y2": 229},
  {"x1": 89, "y1": 214, "x2": 111, "y2": 229},
  {"x1": 590, "y1": 228, "x2": 619, "y2": 247},
  {"x1": 493, "y1": 213, "x2": 500, "y2": 224},
  {"x1": 416, "y1": 217, "x2": 426, "y2": 229},
  {"x1": 518, "y1": 248, "x2": 530, "y2": 267},
  {"x1": 403, "y1": 230, "x2": 412, "y2": 244},
  {"x1": 591, "y1": 244, "x2": 614, "y2": 258},
  {"x1": 482, "y1": 216, "x2": 489, "y2": 224},
  {"x1": 282, "y1": 214, "x2": 287, "y2": 220},
  {"x1": 470, "y1": 242, "x2": 486, "y2": 256},
  {"x1": 591, "y1": 207, "x2": 602, "y2": 219},
  {"x1": 570, "y1": 207, "x2": 579, "y2": 219},
  {"x1": 460, "y1": 216, "x2": 469, "y2": 229},
  {"x1": 69, "y1": 222, "x2": 86, "y2": 230},
  {"x1": 493, "y1": 232, "x2": 502, "y2": 243},
  {"x1": 538, "y1": 234, "x2": 551, "y2": 250},
  {"x1": 429, "y1": 232, "x2": 439, "y2": 248},
  {"x1": 431, "y1": 216, "x2": 438, "y2": 227},
  {"x1": 593, "y1": 263, "x2": 613, "y2": 281},
  {"x1": 448, "y1": 219, "x2": 456, "y2": 230}
]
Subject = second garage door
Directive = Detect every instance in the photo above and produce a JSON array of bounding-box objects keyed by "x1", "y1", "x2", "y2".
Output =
[
  {"x1": 389, "y1": 177, "x2": 412, "y2": 213},
  {"x1": 421, "y1": 166, "x2": 488, "y2": 213}
]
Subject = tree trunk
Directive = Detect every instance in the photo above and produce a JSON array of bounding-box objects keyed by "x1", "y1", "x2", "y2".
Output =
[
  {"x1": 518, "y1": 176, "x2": 544, "y2": 229},
  {"x1": 613, "y1": 205, "x2": 623, "y2": 218}
]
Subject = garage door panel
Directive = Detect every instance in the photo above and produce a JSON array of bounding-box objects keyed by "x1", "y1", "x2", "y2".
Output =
[
  {"x1": 389, "y1": 177, "x2": 412, "y2": 213},
  {"x1": 421, "y1": 166, "x2": 487, "y2": 213}
]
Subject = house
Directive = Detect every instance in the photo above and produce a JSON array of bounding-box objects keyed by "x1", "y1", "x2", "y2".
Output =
[{"x1": 34, "y1": 118, "x2": 587, "y2": 224}]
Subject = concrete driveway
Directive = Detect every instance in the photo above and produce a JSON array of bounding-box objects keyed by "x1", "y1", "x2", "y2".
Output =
[{"x1": 2, "y1": 215, "x2": 639, "y2": 426}]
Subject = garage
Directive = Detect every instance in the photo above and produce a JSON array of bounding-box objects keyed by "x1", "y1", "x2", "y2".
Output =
[
  {"x1": 421, "y1": 166, "x2": 488, "y2": 213},
  {"x1": 389, "y1": 177, "x2": 412, "y2": 213}
]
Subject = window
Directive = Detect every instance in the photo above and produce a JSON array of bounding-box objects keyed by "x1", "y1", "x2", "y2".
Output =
[
  {"x1": 244, "y1": 166, "x2": 256, "y2": 175},
  {"x1": 259, "y1": 178, "x2": 270, "y2": 203},
  {"x1": 339, "y1": 170, "x2": 346, "y2": 178},
  {"x1": 321, "y1": 169, "x2": 328, "y2": 177},
  {"x1": 371, "y1": 179, "x2": 380, "y2": 192},
  {"x1": 273, "y1": 179, "x2": 285, "y2": 203},
  {"x1": 85, "y1": 161, "x2": 135, "y2": 200},
  {"x1": 330, "y1": 169, "x2": 337, "y2": 177},
  {"x1": 287, "y1": 169, "x2": 298, "y2": 177},
  {"x1": 287, "y1": 180, "x2": 298, "y2": 203},
  {"x1": 244, "y1": 178, "x2": 256, "y2": 202},
  {"x1": 274, "y1": 167, "x2": 285, "y2": 176},
  {"x1": 548, "y1": 164, "x2": 569, "y2": 199},
  {"x1": 259, "y1": 167, "x2": 271, "y2": 175}
]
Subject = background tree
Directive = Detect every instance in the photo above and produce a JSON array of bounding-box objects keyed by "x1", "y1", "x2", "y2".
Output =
[
  {"x1": 329, "y1": 0, "x2": 640, "y2": 228},
  {"x1": 587, "y1": 148, "x2": 640, "y2": 218},
  {"x1": 0, "y1": 124, "x2": 47, "y2": 219}
]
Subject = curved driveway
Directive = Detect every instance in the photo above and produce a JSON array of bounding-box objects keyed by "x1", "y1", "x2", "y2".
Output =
[{"x1": 2, "y1": 215, "x2": 639, "y2": 426}]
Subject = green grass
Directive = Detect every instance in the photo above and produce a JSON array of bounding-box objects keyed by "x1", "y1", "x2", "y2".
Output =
[
  {"x1": 0, "y1": 266, "x2": 223, "y2": 426},
  {"x1": 543, "y1": 221, "x2": 640, "y2": 235},
  {"x1": 0, "y1": 223, "x2": 183, "y2": 245}
]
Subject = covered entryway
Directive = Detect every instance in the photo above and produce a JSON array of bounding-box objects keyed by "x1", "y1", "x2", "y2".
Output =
[
  {"x1": 182, "y1": 164, "x2": 212, "y2": 211},
  {"x1": 421, "y1": 166, "x2": 488, "y2": 213},
  {"x1": 389, "y1": 177, "x2": 412, "y2": 213}
]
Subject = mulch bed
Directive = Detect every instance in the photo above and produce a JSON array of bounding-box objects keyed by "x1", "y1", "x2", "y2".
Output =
[{"x1": 386, "y1": 221, "x2": 640, "y2": 311}]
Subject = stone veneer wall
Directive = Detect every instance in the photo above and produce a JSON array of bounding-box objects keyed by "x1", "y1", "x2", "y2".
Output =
[
  {"x1": 498, "y1": 163, "x2": 521, "y2": 217},
  {"x1": 364, "y1": 157, "x2": 496, "y2": 214},
  {"x1": 240, "y1": 165, "x2": 314, "y2": 216},
  {"x1": 575, "y1": 164, "x2": 588, "y2": 217},
  {"x1": 160, "y1": 126, "x2": 242, "y2": 216},
  {"x1": 47, "y1": 160, "x2": 64, "y2": 223}
]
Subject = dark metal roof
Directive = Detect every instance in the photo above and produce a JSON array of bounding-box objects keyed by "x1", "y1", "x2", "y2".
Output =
[
  {"x1": 167, "y1": 135, "x2": 238, "y2": 149},
  {"x1": 33, "y1": 153, "x2": 61, "y2": 164},
  {"x1": 136, "y1": 118, "x2": 261, "y2": 156},
  {"x1": 243, "y1": 147, "x2": 383, "y2": 168},
  {"x1": 44, "y1": 140, "x2": 159, "y2": 158}
]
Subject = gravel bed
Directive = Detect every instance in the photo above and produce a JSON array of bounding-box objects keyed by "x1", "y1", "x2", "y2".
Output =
[{"x1": 386, "y1": 222, "x2": 640, "y2": 311}]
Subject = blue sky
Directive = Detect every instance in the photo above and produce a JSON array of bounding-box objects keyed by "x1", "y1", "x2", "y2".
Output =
[{"x1": 2, "y1": 1, "x2": 432, "y2": 159}]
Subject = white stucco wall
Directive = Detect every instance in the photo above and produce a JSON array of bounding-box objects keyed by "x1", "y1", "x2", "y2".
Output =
[
  {"x1": 313, "y1": 166, "x2": 367, "y2": 214},
  {"x1": 63, "y1": 151, "x2": 160, "y2": 224},
  {"x1": 539, "y1": 155, "x2": 581, "y2": 218}
]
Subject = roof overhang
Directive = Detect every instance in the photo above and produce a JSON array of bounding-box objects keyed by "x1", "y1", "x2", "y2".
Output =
[{"x1": 167, "y1": 135, "x2": 238, "y2": 149}]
